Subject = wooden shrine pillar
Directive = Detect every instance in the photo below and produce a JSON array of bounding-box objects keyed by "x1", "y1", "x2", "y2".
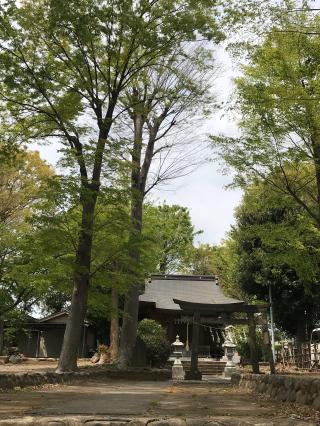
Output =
[
  {"x1": 247, "y1": 312, "x2": 260, "y2": 374},
  {"x1": 186, "y1": 310, "x2": 202, "y2": 380}
]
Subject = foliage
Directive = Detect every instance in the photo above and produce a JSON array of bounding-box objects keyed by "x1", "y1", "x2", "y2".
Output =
[
  {"x1": 190, "y1": 244, "x2": 219, "y2": 275},
  {"x1": 144, "y1": 203, "x2": 201, "y2": 273},
  {"x1": 0, "y1": 0, "x2": 228, "y2": 370},
  {"x1": 226, "y1": 180, "x2": 320, "y2": 339},
  {"x1": 235, "y1": 329, "x2": 266, "y2": 362},
  {"x1": 212, "y1": 10, "x2": 320, "y2": 229},
  {"x1": 0, "y1": 149, "x2": 53, "y2": 320},
  {"x1": 29, "y1": 180, "x2": 133, "y2": 316},
  {"x1": 137, "y1": 319, "x2": 170, "y2": 367}
]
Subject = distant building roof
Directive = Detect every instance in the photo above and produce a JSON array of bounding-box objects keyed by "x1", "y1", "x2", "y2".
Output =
[
  {"x1": 139, "y1": 274, "x2": 244, "y2": 311},
  {"x1": 37, "y1": 311, "x2": 69, "y2": 323}
]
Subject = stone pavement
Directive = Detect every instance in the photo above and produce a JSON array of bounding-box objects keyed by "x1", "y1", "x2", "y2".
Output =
[{"x1": 0, "y1": 379, "x2": 317, "y2": 425}]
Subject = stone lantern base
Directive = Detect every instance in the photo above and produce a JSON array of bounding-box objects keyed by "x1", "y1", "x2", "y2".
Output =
[
  {"x1": 224, "y1": 365, "x2": 237, "y2": 378},
  {"x1": 172, "y1": 359, "x2": 185, "y2": 380}
]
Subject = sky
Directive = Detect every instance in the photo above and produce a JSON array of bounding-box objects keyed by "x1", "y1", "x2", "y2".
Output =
[
  {"x1": 35, "y1": 46, "x2": 242, "y2": 247},
  {"x1": 149, "y1": 46, "x2": 243, "y2": 245}
]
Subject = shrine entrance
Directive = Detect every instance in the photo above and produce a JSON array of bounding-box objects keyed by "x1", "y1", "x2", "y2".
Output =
[{"x1": 173, "y1": 299, "x2": 275, "y2": 380}]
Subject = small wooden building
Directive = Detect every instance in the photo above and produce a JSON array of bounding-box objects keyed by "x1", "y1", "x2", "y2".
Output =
[{"x1": 17, "y1": 311, "x2": 96, "y2": 358}]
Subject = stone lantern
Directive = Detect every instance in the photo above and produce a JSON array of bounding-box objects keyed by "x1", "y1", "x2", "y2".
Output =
[
  {"x1": 222, "y1": 339, "x2": 237, "y2": 378},
  {"x1": 171, "y1": 335, "x2": 185, "y2": 380}
]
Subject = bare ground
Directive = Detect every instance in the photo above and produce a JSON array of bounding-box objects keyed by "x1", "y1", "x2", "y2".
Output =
[
  {"x1": 0, "y1": 379, "x2": 319, "y2": 425},
  {"x1": 0, "y1": 358, "x2": 92, "y2": 373}
]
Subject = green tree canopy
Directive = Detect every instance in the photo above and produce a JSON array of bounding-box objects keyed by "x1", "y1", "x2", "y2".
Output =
[
  {"x1": 144, "y1": 203, "x2": 201, "y2": 273},
  {"x1": 226, "y1": 179, "x2": 320, "y2": 341},
  {"x1": 0, "y1": 149, "x2": 53, "y2": 351},
  {"x1": 212, "y1": 11, "x2": 320, "y2": 229},
  {"x1": 0, "y1": 0, "x2": 225, "y2": 370}
]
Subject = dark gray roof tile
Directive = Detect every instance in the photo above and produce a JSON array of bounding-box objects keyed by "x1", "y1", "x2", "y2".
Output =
[{"x1": 139, "y1": 275, "x2": 243, "y2": 310}]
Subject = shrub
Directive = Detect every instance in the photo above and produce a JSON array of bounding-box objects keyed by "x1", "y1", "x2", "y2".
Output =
[
  {"x1": 236, "y1": 331, "x2": 266, "y2": 363},
  {"x1": 137, "y1": 319, "x2": 170, "y2": 367}
]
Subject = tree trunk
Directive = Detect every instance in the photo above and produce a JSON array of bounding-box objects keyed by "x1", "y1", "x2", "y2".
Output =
[
  {"x1": 118, "y1": 113, "x2": 144, "y2": 368},
  {"x1": 118, "y1": 198, "x2": 143, "y2": 368},
  {"x1": 0, "y1": 317, "x2": 4, "y2": 356},
  {"x1": 118, "y1": 103, "x2": 162, "y2": 367},
  {"x1": 312, "y1": 138, "x2": 320, "y2": 223},
  {"x1": 56, "y1": 193, "x2": 97, "y2": 372},
  {"x1": 110, "y1": 287, "x2": 119, "y2": 362}
]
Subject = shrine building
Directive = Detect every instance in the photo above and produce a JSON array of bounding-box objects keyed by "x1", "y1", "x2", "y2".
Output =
[{"x1": 138, "y1": 274, "x2": 244, "y2": 358}]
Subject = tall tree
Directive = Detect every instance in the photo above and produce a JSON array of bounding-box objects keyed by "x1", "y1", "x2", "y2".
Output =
[
  {"x1": 227, "y1": 180, "x2": 320, "y2": 343},
  {"x1": 0, "y1": 149, "x2": 53, "y2": 354},
  {"x1": 0, "y1": 0, "x2": 223, "y2": 371},
  {"x1": 144, "y1": 203, "x2": 200, "y2": 274},
  {"x1": 189, "y1": 244, "x2": 218, "y2": 275},
  {"x1": 116, "y1": 44, "x2": 220, "y2": 367},
  {"x1": 212, "y1": 11, "x2": 320, "y2": 230}
]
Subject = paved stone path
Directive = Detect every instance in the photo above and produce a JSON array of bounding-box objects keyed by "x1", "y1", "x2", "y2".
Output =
[{"x1": 0, "y1": 379, "x2": 317, "y2": 425}]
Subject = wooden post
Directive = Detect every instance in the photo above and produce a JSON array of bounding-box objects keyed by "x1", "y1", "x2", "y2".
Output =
[
  {"x1": 247, "y1": 312, "x2": 260, "y2": 374},
  {"x1": 186, "y1": 311, "x2": 202, "y2": 380}
]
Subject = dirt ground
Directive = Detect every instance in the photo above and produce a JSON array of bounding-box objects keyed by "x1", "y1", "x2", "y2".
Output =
[
  {"x1": 0, "y1": 378, "x2": 319, "y2": 425},
  {"x1": 0, "y1": 358, "x2": 92, "y2": 373}
]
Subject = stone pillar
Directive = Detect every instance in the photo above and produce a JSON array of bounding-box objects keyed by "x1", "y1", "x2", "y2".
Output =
[
  {"x1": 186, "y1": 311, "x2": 202, "y2": 380},
  {"x1": 247, "y1": 312, "x2": 260, "y2": 374}
]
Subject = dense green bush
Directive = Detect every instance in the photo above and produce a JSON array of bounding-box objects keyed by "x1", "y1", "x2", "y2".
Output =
[
  {"x1": 137, "y1": 319, "x2": 170, "y2": 367},
  {"x1": 236, "y1": 331, "x2": 267, "y2": 363}
]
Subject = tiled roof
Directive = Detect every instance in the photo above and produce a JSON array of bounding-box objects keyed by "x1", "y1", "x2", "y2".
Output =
[{"x1": 139, "y1": 274, "x2": 244, "y2": 311}]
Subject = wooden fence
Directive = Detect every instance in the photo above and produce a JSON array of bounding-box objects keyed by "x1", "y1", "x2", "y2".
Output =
[{"x1": 276, "y1": 341, "x2": 320, "y2": 370}]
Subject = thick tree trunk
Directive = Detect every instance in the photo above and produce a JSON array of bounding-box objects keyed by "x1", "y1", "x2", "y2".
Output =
[
  {"x1": 57, "y1": 193, "x2": 97, "y2": 372},
  {"x1": 118, "y1": 103, "x2": 163, "y2": 367},
  {"x1": 118, "y1": 113, "x2": 144, "y2": 368},
  {"x1": 118, "y1": 198, "x2": 143, "y2": 368},
  {"x1": 0, "y1": 317, "x2": 4, "y2": 356},
  {"x1": 313, "y1": 143, "x2": 320, "y2": 223},
  {"x1": 110, "y1": 287, "x2": 119, "y2": 362}
]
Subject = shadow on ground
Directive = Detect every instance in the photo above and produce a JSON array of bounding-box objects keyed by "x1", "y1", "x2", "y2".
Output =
[{"x1": 0, "y1": 378, "x2": 317, "y2": 425}]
